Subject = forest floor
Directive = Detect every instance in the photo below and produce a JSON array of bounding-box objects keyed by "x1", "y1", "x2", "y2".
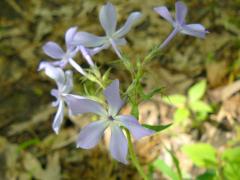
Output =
[{"x1": 0, "y1": 0, "x2": 239, "y2": 179}]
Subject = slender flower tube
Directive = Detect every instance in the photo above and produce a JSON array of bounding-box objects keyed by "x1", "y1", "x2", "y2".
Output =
[
  {"x1": 72, "y1": 3, "x2": 142, "y2": 59},
  {"x1": 66, "y1": 80, "x2": 155, "y2": 164},
  {"x1": 154, "y1": 1, "x2": 208, "y2": 49}
]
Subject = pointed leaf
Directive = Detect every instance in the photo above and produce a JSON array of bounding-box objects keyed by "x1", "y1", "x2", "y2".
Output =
[
  {"x1": 173, "y1": 108, "x2": 190, "y2": 123},
  {"x1": 188, "y1": 80, "x2": 207, "y2": 102},
  {"x1": 162, "y1": 94, "x2": 186, "y2": 107},
  {"x1": 189, "y1": 101, "x2": 212, "y2": 113},
  {"x1": 142, "y1": 124, "x2": 172, "y2": 132},
  {"x1": 153, "y1": 159, "x2": 179, "y2": 180}
]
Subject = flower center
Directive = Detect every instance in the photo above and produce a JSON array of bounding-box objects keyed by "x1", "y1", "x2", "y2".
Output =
[{"x1": 108, "y1": 115, "x2": 115, "y2": 121}]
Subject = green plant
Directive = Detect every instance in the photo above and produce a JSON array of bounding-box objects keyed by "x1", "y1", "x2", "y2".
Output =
[
  {"x1": 182, "y1": 143, "x2": 240, "y2": 180},
  {"x1": 162, "y1": 80, "x2": 213, "y2": 124}
]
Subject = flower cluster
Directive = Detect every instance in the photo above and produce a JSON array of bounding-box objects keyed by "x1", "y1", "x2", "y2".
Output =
[{"x1": 39, "y1": 2, "x2": 207, "y2": 164}]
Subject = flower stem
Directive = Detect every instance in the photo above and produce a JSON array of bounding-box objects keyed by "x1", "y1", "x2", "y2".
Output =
[{"x1": 125, "y1": 129, "x2": 148, "y2": 180}]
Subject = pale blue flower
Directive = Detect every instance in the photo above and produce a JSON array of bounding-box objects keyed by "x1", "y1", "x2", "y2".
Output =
[
  {"x1": 39, "y1": 63, "x2": 75, "y2": 134},
  {"x1": 72, "y1": 3, "x2": 142, "y2": 58},
  {"x1": 154, "y1": 1, "x2": 208, "y2": 49},
  {"x1": 41, "y1": 27, "x2": 87, "y2": 75},
  {"x1": 66, "y1": 80, "x2": 154, "y2": 164}
]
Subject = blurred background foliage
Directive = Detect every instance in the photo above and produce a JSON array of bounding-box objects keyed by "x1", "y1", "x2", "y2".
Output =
[{"x1": 0, "y1": 0, "x2": 240, "y2": 179}]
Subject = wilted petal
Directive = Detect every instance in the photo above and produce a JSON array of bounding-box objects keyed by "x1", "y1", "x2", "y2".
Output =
[
  {"x1": 73, "y1": 32, "x2": 106, "y2": 47},
  {"x1": 114, "y1": 12, "x2": 142, "y2": 38},
  {"x1": 76, "y1": 120, "x2": 109, "y2": 149},
  {"x1": 117, "y1": 115, "x2": 155, "y2": 140},
  {"x1": 38, "y1": 61, "x2": 49, "y2": 71},
  {"x1": 99, "y1": 2, "x2": 117, "y2": 36},
  {"x1": 154, "y1": 6, "x2": 174, "y2": 24},
  {"x1": 181, "y1": 24, "x2": 207, "y2": 38},
  {"x1": 109, "y1": 125, "x2": 128, "y2": 164},
  {"x1": 52, "y1": 100, "x2": 64, "y2": 134},
  {"x1": 61, "y1": 70, "x2": 73, "y2": 93},
  {"x1": 43, "y1": 41, "x2": 65, "y2": 59},
  {"x1": 64, "y1": 94, "x2": 107, "y2": 116},
  {"x1": 41, "y1": 63, "x2": 65, "y2": 85},
  {"x1": 51, "y1": 89, "x2": 60, "y2": 107},
  {"x1": 104, "y1": 80, "x2": 124, "y2": 116},
  {"x1": 175, "y1": 1, "x2": 187, "y2": 25},
  {"x1": 65, "y1": 26, "x2": 78, "y2": 48}
]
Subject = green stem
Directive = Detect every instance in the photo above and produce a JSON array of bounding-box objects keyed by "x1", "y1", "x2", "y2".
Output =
[{"x1": 125, "y1": 129, "x2": 148, "y2": 180}]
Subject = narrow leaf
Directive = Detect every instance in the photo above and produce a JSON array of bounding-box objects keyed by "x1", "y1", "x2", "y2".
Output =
[
  {"x1": 153, "y1": 159, "x2": 180, "y2": 180},
  {"x1": 142, "y1": 124, "x2": 172, "y2": 132}
]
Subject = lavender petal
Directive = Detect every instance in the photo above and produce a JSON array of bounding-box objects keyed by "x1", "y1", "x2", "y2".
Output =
[
  {"x1": 104, "y1": 80, "x2": 124, "y2": 116},
  {"x1": 109, "y1": 125, "x2": 128, "y2": 164},
  {"x1": 76, "y1": 120, "x2": 109, "y2": 149},
  {"x1": 65, "y1": 26, "x2": 78, "y2": 49},
  {"x1": 114, "y1": 12, "x2": 142, "y2": 38},
  {"x1": 181, "y1": 24, "x2": 207, "y2": 38},
  {"x1": 175, "y1": 1, "x2": 187, "y2": 25},
  {"x1": 64, "y1": 94, "x2": 107, "y2": 116},
  {"x1": 73, "y1": 32, "x2": 106, "y2": 47},
  {"x1": 117, "y1": 115, "x2": 155, "y2": 140},
  {"x1": 154, "y1": 6, "x2": 174, "y2": 24},
  {"x1": 99, "y1": 2, "x2": 117, "y2": 36},
  {"x1": 43, "y1": 41, "x2": 65, "y2": 59}
]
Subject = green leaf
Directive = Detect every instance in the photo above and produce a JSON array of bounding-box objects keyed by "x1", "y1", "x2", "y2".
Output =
[
  {"x1": 190, "y1": 101, "x2": 213, "y2": 113},
  {"x1": 162, "y1": 94, "x2": 186, "y2": 107},
  {"x1": 196, "y1": 170, "x2": 216, "y2": 180},
  {"x1": 17, "y1": 138, "x2": 40, "y2": 152},
  {"x1": 173, "y1": 108, "x2": 190, "y2": 123},
  {"x1": 222, "y1": 148, "x2": 240, "y2": 180},
  {"x1": 195, "y1": 111, "x2": 209, "y2": 122},
  {"x1": 188, "y1": 80, "x2": 207, "y2": 102},
  {"x1": 222, "y1": 147, "x2": 240, "y2": 163},
  {"x1": 153, "y1": 159, "x2": 180, "y2": 180},
  {"x1": 142, "y1": 124, "x2": 172, "y2": 132},
  {"x1": 182, "y1": 143, "x2": 217, "y2": 168}
]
